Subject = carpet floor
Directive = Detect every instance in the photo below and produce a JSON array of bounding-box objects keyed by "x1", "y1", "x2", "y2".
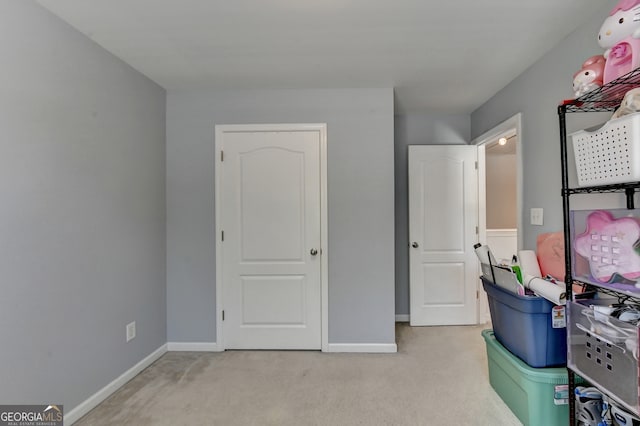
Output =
[{"x1": 75, "y1": 323, "x2": 522, "y2": 425}]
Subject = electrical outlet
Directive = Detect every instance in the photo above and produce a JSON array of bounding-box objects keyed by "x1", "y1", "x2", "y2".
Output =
[
  {"x1": 126, "y1": 321, "x2": 136, "y2": 342},
  {"x1": 531, "y1": 208, "x2": 544, "y2": 226}
]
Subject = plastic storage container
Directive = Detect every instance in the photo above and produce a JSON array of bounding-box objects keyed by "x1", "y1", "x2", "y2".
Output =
[
  {"x1": 482, "y1": 329, "x2": 574, "y2": 426},
  {"x1": 568, "y1": 298, "x2": 640, "y2": 415},
  {"x1": 570, "y1": 208, "x2": 640, "y2": 297},
  {"x1": 570, "y1": 112, "x2": 640, "y2": 187},
  {"x1": 482, "y1": 276, "x2": 567, "y2": 367}
]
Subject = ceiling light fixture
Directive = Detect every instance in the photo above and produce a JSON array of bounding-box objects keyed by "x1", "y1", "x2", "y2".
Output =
[{"x1": 498, "y1": 137, "x2": 508, "y2": 145}]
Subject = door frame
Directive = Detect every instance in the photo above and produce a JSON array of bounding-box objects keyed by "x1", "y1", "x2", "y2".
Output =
[
  {"x1": 214, "y1": 123, "x2": 329, "y2": 351},
  {"x1": 471, "y1": 112, "x2": 523, "y2": 323}
]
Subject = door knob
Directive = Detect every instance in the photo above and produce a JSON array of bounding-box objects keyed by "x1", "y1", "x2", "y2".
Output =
[
  {"x1": 412, "y1": 242, "x2": 419, "y2": 248},
  {"x1": 310, "y1": 248, "x2": 318, "y2": 256}
]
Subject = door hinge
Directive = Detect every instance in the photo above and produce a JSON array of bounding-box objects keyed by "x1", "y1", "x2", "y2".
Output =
[
  {"x1": 475, "y1": 161, "x2": 478, "y2": 170},
  {"x1": 476, "y1": 291, "x2": 479, "y2": 299},
  {"x1": 222, "y1": 310, "x2": 225, "y2": 321},
  {"x1": 221, "y1": 150, "x2": 224, "y2": 162},
  {"x1": 475, "y1": 226, "x2": 479, "y2": 235},
  {"x1": 221, "y1": 230, "x2": 224, "y2": 241}
]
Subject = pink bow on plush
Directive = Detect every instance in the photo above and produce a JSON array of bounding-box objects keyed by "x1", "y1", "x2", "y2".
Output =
[
  {"x1": 610, "y1": 0, "x2": 640, "y2": 15},
  {"x1": 611, "y1": 42, "x2": 631, "y2": 58}
]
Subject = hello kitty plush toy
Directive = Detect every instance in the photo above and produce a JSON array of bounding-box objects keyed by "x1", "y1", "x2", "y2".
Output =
[
  {"x1": 599, "y1": 0, "x2": 640, "y2": 84},
  {"x1": 572, "y1": 55, "x2": 606, "y2": 97}
]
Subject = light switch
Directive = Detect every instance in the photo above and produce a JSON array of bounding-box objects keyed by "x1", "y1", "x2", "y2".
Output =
[{"x1": 531, "y1": 208, "x2": 544, "y2": 226}]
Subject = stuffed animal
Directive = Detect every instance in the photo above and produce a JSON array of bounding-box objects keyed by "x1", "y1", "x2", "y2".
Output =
[
  {"x1": 572, "y1": 55, "x2": 606, "y2": 97},
  {"x1": 611, "y1": 87, "x2": 640, "y2": 119},
  {"x1": 574, "y1": 210, "x2": 640, "y2": 286},
  {"x1": 598, "y1": 0, "x2": 640, "y2": 83}
]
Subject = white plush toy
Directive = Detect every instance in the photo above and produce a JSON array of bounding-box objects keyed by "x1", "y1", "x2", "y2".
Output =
[
  {"x1": 598, "y1": 0, "x2": 640, "y2": 83},
  {"x1": 611, "y1": 87, "x2": 640, "y2": 119}
]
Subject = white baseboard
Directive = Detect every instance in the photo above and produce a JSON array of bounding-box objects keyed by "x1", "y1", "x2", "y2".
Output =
[
  {"x1": 167, "y1": 342, "x2": 221, "y2": 352},
  {"x1": 65, "y1": 344, "x2": 167, "y2": 425},
  {"x1": 326, "y1": 343, "x2": 397, "y2": 353},
  {"x1": 395, "y1": 314, "x2": 410, "y2": 322}
]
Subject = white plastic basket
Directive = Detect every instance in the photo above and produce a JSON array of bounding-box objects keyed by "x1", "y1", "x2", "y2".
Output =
[{"x1": 570, "y1": 112, "x2": 640, "y2": 186}]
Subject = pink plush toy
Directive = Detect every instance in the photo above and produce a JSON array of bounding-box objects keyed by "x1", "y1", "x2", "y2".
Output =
[
  {"x1": 598, "y1": 0, "x2": 640, "y2": 84},
  {"x1": 574, "y1": 210, "x2": 640, "y2": 285},
  {"x1": 573, "y1": 55, "x2": 606, "y2": 97}
]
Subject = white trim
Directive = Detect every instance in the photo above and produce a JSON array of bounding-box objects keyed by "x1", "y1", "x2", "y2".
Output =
[
  {"x1": 214, "y1": 123, "x2": 329, "y2": 352},
  {"x1": 486, "y1": 228, "x2": 518, "y2": 265},
  {"x1": 167, "y1": 342, "x2": 221, "y2": 352},
  {"x1": 319, "y1": 124, "x2": 329, "y2": 353},
  {"x1": 395, "y1": 314, "x2": 410, "y2": 322},
  {"x1": 486, "y1": 228, "x2": 518, "y2": 237},
  {"x1": 471, "y1": 112, "x2": 523, "y2": 250},
  {"x1": 215, "y1": 126, "x2": 224, "y2": 351},
  {"x1": 478, "y1": 143, "x2": 487, "y2": 256},
  {"x1": 326, "y1": 343, "x2": 398, "y2": 353},
  {"x1": 471, "y1": 112, "x2": 523, "y2": 325},
  {"x1": 477, "y1": 144, "x2": 488, "y2": 325},
  {"x1": 64, "y1": 344, "x2": 167, "y2": 425}
]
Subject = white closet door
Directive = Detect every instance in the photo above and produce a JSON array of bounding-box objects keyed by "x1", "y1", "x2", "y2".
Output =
[
  {"x1": 218, "y1": 126, "x2": 322, "y2": 349},
  {"x1": 409, "y1": 145, "x2": 479, "y2": 326}
]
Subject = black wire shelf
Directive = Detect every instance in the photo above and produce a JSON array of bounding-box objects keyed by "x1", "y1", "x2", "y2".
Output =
[
  {"x1": 558, "y1": 68, "x2": 640, "y2": 424},
  {"x1": 562, "y1": 67, "x2": 640, "y2": 113},
  {"x1": 563, "y1": 182, "x2": 640, "y2": 195},
  {"x1": 573, "y1": 280, "x2": 640, "y2": 303}
]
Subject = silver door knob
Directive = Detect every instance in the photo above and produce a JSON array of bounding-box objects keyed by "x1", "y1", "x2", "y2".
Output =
[
  {"x1": 310, "y1": 248, "x2": 318, "y2": 256},
  {"x1": 412, "y1": 242, "x2": 419, "y2": 248}
]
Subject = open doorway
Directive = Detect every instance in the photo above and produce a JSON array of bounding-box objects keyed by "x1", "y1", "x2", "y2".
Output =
[
  {"x1": 473, "y1": 113, "x2": 523, "y2": 323},
  {"x1": 485, "y1": 132, "x2": 518, "y2": 262}
]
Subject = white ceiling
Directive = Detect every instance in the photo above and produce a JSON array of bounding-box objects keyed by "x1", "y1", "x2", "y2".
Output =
[{"x1": 36, "y1": 0, "x2": 606, "y2": 114}]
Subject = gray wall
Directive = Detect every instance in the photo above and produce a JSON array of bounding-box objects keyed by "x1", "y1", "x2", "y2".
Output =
[
  {"x1": 471, "y1": 0, "x2": 624, "y2": 250},
  {"x1": 0, "y1": 1, "x2": 166, "y2": 411},
  {"x1": 167, "y1": 89, "x2": 396, "y2": 344},
  {"x1": 394, "y1": 113, "x2": 470, "y2": 316}
]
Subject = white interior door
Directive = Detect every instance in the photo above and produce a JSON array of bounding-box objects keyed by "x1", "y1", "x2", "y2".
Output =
[
  {"x1": 217, "y1": 125, "x2": 324, "y2": 349},
  {"x1": 409, "y1": 145, "x2": 479, "y2": 326}
]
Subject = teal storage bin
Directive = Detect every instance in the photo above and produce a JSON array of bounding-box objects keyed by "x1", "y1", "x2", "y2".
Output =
[{"x1": 482, "y1": 329, "x2": 577, "y2": 426}]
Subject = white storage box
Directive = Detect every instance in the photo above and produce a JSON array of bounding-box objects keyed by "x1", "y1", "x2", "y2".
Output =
[
  {"x1": 571, "y1": 113, "x2": 640, "y2": 186},
  {"x1": 568, "y1": 298, "x2": 640, "y2": 415}
]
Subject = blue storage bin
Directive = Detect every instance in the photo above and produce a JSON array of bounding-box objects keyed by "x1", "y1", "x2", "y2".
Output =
[{"x1": 482, "y1": 276, "x2": 567, "y2": 367}]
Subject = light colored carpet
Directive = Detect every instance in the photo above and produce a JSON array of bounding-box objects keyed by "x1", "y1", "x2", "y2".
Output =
[{"x1": 75, "y1": 323, "x2": 522, "y2": 425}]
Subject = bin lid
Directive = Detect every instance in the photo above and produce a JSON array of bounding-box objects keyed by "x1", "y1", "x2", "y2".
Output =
[{"x1": 481, "y1": 329, "x2": 573, "y2": 384}]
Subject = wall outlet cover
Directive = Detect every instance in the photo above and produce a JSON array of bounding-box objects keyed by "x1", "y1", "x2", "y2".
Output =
[
  {"x1": 126, "y1": 321, "x2": 136, "y2": 342},
  {"x1": 531, "y1": 208, "x2": 544, "y2": 226}
]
